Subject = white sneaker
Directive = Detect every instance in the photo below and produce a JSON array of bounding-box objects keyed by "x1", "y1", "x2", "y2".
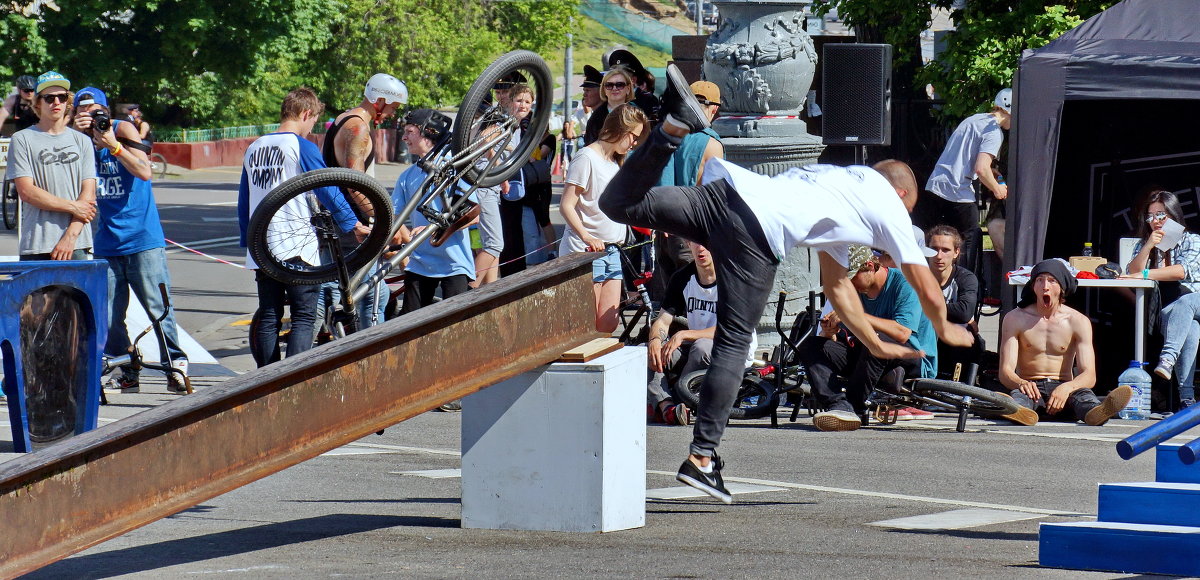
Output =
[
  {"x1": 167, "y1": 359, "x2": 190, "y2": 393},
  {"x1": 814, "y1": 409, "x2": 862, "y2": 432},
  {"x1": 1154, "y1": 358, "x2": 1174, "y2": 381}
]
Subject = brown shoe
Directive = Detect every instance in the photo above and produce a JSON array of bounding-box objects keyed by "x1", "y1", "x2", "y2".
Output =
[
  {"x1": 430, "y1": 200, "x2": 480, "y2": 247},
  {"x1": 1085, "y1": 385, "x2": 1133, "y2": 426},
  {"x1": 1002, "y1": 405, "x2": 1039, "y2": 426}
]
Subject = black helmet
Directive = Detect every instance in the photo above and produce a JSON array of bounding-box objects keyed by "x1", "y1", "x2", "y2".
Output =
[
  {"x1": 403, "y1": 108, "x2": 452, "y2": 142},
  {"x1": 16, "y1": 75, "x2": 35, "y2": 91}
]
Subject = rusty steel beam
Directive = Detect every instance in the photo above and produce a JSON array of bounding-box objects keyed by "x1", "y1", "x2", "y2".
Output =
[{"x1": 0, "y1": 254, "x2": 601, "y2": 578}]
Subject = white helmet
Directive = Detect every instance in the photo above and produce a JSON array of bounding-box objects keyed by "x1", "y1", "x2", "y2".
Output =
[
  {"x1": 994, "y1": 88, "x2": 1012, "y2": 113},
  {"x1": 364, "y1": 73, "x2": 408, "y2": 105}
]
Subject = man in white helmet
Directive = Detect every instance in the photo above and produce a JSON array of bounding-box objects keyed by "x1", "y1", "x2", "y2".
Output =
[
  {"x1": 323, "y1": 73, "x2": 407, "y2": 179},
  {"x1": 916, "y1": 88, "x2": 1012, "y2": 284},
  {"x1": 319, "y1": 73, "x2": 407, "y2": 329}
]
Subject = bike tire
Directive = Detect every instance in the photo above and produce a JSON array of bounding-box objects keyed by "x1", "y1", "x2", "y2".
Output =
[
  {"x1": 150, "y1": 153, "x2": 169, "y2": 179},
  {"x1": 248, "y1": 168, "x2": 394, "y2": 285},
  {"x1": 2, "y1": 180, "x2": 16, "y2": 230},
  {"x1": 909, "y1": 378, "x2": 1019, "y2": 416},
  {"x1": 451, "y1": 50, "x2": 553, "y2": 188},
  {"x1": 675, "y1": 369, "x2": 776, "y2": 420}
]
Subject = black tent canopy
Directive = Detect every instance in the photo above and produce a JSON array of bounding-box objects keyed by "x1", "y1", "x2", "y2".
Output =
[{"x1": 1009, "y1": 0, "x2": 1200, "y2": 282}]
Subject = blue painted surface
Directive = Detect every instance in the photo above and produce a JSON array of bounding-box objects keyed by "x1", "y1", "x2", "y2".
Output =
[
  {"x1": 1098, "y1": 482, "x2": 1200, "y2": 526},
  {"x1": 1040, "y1": 521, "x2": 1200, "y2": 575},
  {"x1": 0, "y1": 261, "x2": 109, "y2": 453},
  {"x1": 1157, "y1": 444, "x2": 1200, "y2": 484}
]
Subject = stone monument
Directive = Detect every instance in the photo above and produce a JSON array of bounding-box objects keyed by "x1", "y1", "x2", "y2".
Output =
[{"x1": 703, "y1": 0, "x2": 826, "y2": 340}]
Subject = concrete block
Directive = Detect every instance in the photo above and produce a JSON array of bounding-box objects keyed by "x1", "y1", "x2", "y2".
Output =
[{"x1": 461, "y1": 347, "x2": 647, "y2": 532}]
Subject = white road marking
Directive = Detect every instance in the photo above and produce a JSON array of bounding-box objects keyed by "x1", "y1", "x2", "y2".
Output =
[
  {"x1": 647, "y1": 469, "x2": 1085, "y2": 516},
  {"x1": 648, "y1": 482, "x2": 783, "y2": 500},
  {"x1": 166, "y1": 236, "x2": 242, "y2": 254},
  {"x1": 343, "y1": 442, "x2": 462, "y2": 457},
  {"x1": 209, "y1": 200, "x2": 239, "y2": 206},
  {"x1": 868, "y1": 508, "x2": 1045, "y2": 530},
  {"x1": 321, "y1": 447, "x2": 399, "y2": 456},
  {"x1": 393, "y1": 469, "x2": 462, "y2": 479}
]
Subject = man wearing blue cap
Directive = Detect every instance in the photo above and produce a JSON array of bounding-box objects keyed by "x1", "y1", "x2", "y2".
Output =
[
  {"x1": 6, "y1": 70, "x2": 97, "y2": 260},
  {"x1": 72, "y1": 86, "x2": 189, "y2": 394}
]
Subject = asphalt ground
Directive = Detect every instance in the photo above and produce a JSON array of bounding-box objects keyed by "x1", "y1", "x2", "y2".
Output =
[{"x1": 0, "y1": 163, "x2": 1174, "y2": 579}]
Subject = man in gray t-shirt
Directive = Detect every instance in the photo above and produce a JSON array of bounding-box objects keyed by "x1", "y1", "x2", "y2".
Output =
[{"x1": 7, "y1": 70, "x2": 97, "y2": 260}]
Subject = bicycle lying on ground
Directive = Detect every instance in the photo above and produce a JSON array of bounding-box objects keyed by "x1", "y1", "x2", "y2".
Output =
[
  {"x1": 100, "y1": 283, "x2": 193, "y2": 403},
  {"x1": 672, "y1": 291, "x2": 1021, "y2": 431},
  {"x1": 246, "y1": 50, "x2": 552, "y2": 341}
]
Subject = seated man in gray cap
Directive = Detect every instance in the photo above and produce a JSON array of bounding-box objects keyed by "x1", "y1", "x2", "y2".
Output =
[{"x1": 998, "y1": 259, "x2": 1132, "y2": 426}]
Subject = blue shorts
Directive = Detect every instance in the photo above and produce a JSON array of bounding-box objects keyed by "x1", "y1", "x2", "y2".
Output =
[{"x1": 592, "y1": 245, "x2": 624, "y2": 283}]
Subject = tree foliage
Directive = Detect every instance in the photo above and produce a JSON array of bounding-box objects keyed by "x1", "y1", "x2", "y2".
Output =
[
  {"x1": 0, "y1": 0, "x2": 579, "y2": 127},
  {"x1": 813, "y1": 0, "x2": 1114, "y2": 121}
]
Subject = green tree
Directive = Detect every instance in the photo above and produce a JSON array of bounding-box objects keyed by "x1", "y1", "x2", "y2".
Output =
[{"x1": 312, "y1": 0, "x2": 579, "y2": 113}]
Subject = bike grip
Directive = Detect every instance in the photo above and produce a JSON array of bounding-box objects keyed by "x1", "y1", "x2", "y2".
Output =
[
  {"x1": 775, "y1": 291, "x2": 787, "y2": 324},
  {"x1": 158, "y1": 283, "x2": 171, "y2": 310}
]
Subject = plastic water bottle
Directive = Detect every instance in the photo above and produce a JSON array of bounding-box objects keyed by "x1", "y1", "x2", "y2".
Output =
[
  {"x1": 1082, "y1": 242, "x2": 1093, "y2": 257},
  {"x1": 1117, "y1": 361, "x2": 1152, "y2": 420}
]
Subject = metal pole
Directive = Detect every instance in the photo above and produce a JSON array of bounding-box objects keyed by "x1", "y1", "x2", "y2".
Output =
[
  {"x1": 564, "y1": 18, "x2": 574, "y2": 124},
  {"x1": 697, "y1": 0, "x2": 704, "y2": 35}
]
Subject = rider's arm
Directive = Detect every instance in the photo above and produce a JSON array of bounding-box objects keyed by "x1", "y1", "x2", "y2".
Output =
[
  {"x1": 694, "y1": 137, "x2": 724, "y2": 183},
  {"x1": 1059, "y1": 312, "x2": 1097, "y2": 392},
  {"x1": 299, "y1": 137, "x2": 362, "y2": 234},
  {"x1": 864, "y1": 312, "x2": 911, "y2": 345},
  {"x1": 975, "y1": 152, "x2": 1005, "y2": 199},
  {"x1": 0, "y1": 95, "x2": 11, "y2": 126},
  {"x1": 340, "y1": 118, "x2": 373, "y2": 172},
  {"x1": 900, "y1": 262, "x2": 973, "y2": 348},
  {"x1": 138, "y1": 119, "x2": 151, "y2": 140},
  {"x1": 558, "y1": 183, "x2": 592, "y2": 241},
  {"x1": 237, "y1": 168, "x2": 251, "y2": 247},
  {"x1": 108, "y1": 121, "x2": 153, "y2": 181}
]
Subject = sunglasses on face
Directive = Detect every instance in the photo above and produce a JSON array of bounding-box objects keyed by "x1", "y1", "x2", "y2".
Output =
[
  {"x1": 38, "y1": 93, "x2": 69, "y2": 103},
  {"x1": 20, "y1": 88, "x2": 34, "y2": 93},
  {"x1": 1146, "y1": 211, "x2": 1169, "y2": 223},
  {"x1": 603, "y1": 82, "x2": 628, "y2": 91},
  {"x1": 696, "y1": 96, "x2": 720, "y2": 107}
]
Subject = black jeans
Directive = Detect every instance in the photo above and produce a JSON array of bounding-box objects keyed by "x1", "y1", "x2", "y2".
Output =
[
  {"x1": 801, "y1": 336, "x2": 921, "y2": 414},
  {"x1": 601, "y1": 127, "x2": 778, "y2": 458},
  {"x1": 254, "y1": 270, "x2": 319, "y2": 367},
  {"x1": 400, "y1": 272, "x2": 470, "y2": 314}
]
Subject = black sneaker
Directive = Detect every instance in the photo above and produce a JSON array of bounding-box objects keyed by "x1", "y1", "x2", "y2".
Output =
[
  {"x1": 660, "y1": 64, "x2": 710, "y2": 133},
  {"x1": 676, "y1": 454, "x2": 732, "y2": 504}
]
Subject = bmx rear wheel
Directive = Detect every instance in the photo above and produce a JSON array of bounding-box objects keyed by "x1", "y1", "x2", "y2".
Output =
[
  {"x1": 247, "y1": 168, "x2": 394, "y2": 286},
  {"x1": 909, "y1": 378, "x2": 1019, "y2": 416}
]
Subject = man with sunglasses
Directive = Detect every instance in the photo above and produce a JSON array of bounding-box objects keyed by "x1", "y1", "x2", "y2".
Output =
[
  {"x1": 7, "y1": 71, "x2": 97, "y2": 260},
  {"x1": 0, "y1": 75, "x2": 39, "y2": 134}
]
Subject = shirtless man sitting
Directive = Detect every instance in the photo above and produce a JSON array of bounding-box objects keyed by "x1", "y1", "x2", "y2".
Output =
[{"x1": 998, "y1": 259, "x2": 1133, "y2": 426}]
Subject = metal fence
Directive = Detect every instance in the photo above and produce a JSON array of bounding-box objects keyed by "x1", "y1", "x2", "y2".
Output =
[
  {"x1": 155, "y1": 123, "x2": 286, "y2": 143},
  {"x1": 582, "y1": 0, "x2": 677, "y2": 54}
]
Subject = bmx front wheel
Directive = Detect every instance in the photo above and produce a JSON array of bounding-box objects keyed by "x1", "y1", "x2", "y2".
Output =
[
  {"x1": 451, "y1": 50, "x2": 553, "y2": 188},
  {"x1": 909, "y1": 378, "x2": 1019, "y2": 416},
  {"x1": 675, "y1": 369, "x2": 776, "y2": 420}
]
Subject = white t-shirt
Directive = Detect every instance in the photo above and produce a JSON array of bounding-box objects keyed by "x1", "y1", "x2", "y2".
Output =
[
  {"x1": 701, "y1": 160, "x2": 927, "y2": 268},
  {"x1": 560, "y1": 146, "x2": 626, "y2": 254}
]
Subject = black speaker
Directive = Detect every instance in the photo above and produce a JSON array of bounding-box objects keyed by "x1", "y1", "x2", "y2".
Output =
[{"x1": 821, "y1": 43, "x2": 892, "y2": 146}]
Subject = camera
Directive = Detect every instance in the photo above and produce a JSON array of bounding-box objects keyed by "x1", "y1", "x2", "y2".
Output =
[{"x1": 90, "y1": 110, "x2": 111, "y2": 133}]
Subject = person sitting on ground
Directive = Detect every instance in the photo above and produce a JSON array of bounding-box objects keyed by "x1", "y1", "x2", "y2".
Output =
[
  {"x1": 801, "y1": 245, "x2": 938, "y2": 430},
  {"x1": 1123, "y1": 189, "x2": 1200, "y2": 410},
  {"x1": 925, "y1": 224, "x2": 986, "y2": 378},
  {"x1": 998, "y1": 259, "x2": 1133, "y2": 426},
  {"x1": 646, "y1": 240, "x2": 757, "y2": 426}
]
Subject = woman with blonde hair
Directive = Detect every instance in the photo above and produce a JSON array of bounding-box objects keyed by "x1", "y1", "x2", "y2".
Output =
[
  {"x1": 560, "y1": 103, "x2": 647, "y2": 332},
  {"x1": 583, "y1": 64, "x2": 637, "y2": 146}
]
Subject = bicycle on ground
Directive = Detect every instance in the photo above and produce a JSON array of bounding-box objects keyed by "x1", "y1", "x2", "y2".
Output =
[
  {"x1": 100, "y1": 283, "x2": 193, "y2": 403},
  {"x1": 246, "y1": 50, "x2": 552, "y2": 342}
]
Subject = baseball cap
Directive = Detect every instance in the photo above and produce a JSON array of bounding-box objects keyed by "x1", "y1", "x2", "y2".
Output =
[
  {"x1": 691, "y1": 80, "x2": 720, "y2": 107},
  {"x1": 74, "y1": 87, "x2": 108, "y2": 109},
  {"x1": 847, "y1": 244, "x2": 876, "y2": 276},
  {"x1": 580, "y1": 64, "x2": 602, "y2": 88},
  {"x1": 36, "y1": 70, "x2": 70, "y2": 94},
  {"x1": 994, "y1": 88, "x2": 1012, "y2": 113}
]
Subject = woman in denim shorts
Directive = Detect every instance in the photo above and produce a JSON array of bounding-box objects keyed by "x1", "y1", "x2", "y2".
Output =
[{"x1": 559, "y1": 103, "x2": 648, "y2": 331}]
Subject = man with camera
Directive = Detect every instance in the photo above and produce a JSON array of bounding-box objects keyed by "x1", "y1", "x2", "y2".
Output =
[
  {"x1": 6, "y1": 71, "x2": 97, "y2": 260},
  {"x1": 72, "y1": 86, "x2": 189, "y2": 393}
]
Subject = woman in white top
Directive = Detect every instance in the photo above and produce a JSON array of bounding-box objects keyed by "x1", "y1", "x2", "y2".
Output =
[{"x1": 560, "y1": 103, "x2": 648, "y2": 332}]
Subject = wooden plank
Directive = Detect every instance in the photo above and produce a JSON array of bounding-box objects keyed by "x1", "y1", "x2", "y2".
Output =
[{"x1": 558, "y1": 338, "x2": 624, "y2": 362}]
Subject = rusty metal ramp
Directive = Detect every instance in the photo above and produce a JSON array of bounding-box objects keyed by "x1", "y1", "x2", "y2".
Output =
[{"x1": 0, "y1": 254, "x2": 601, "y2": 578}]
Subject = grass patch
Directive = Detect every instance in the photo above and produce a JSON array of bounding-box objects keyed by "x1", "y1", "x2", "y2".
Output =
[{"x1": 542, "y1": 14, "x2": 676, "y2": 101}]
